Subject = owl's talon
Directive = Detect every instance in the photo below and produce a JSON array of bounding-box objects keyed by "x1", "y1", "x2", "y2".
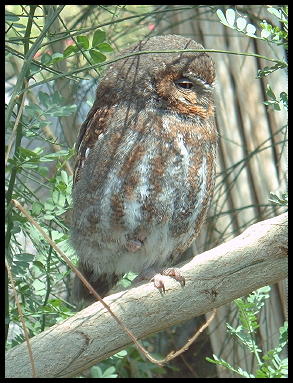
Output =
[
  {"x1": 151, "y1": 274, "x2": 166, "y2": 293},
  {"x1": 161, "y1": 267, "x2": 186, "y2": 286}
]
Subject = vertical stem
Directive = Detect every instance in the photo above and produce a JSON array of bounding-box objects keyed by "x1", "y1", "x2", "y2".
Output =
[{"x1": 5, "y1": 4, "x2": 37, "y2": 345}]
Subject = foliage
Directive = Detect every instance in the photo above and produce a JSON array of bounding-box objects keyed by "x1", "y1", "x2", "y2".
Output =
[
  {"x1": 268, "y1": 192, "x2": 288, "y2": 207},
  {"x1": 206, "y1": 287, "x2": 288, "y2": 378},
  {"x1": 206, "y1": 5, "x2": 288, "y2": 378},
  {"x1": 216, "y1": 6, "x2": 288, "y2": 79},
  {"x1": 216, "y1": 7, "x2": 287, "y2": 46},
  {"x1": 88, "y1": 347, "x2": 168, "y2": 378}
]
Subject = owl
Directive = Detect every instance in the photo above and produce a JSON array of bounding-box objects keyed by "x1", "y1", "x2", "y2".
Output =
[{"x1": 71, "y1": 34, "x2": 217, "y2": 302}]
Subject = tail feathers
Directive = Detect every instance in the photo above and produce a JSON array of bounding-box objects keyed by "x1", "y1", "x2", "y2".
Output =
[{"x1": 73, "y1": 263, "x2": 120, "y2": 303}]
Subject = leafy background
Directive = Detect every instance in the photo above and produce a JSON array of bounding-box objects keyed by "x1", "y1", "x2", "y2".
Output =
[{"x1": 5, "y1": 5, "x2": 287, "y2": 378}]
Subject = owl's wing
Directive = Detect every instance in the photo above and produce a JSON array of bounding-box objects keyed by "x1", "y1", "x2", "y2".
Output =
[{"x1": 73, "y1": 106, "x2": 111, "y2": 185}]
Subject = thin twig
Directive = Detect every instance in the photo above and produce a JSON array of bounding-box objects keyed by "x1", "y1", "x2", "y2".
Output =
[
  {"x1": 162, "y1": 309, "x2": 217, "y2": 363},
  {"x1": 5, "y1": 82, "x2": 27, "y2": 167},
  {"x1": 5, "y1": 258, "x2": 36, "y2": 378},
  {"x1": 19, "y1": 47, "x2": 286, "y2": 95}
]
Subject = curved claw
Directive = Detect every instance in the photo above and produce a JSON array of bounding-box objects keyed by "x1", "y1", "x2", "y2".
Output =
[
  {"x1": 161, "y1": 267, "x2": 186, "y2": 286},
  {"x1": 151, "y1": 274, "x2": 166, "y2": 293}
]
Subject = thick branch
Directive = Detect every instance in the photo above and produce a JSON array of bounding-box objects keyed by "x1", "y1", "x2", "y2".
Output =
[{"x1": 5, "y1": 212, "x2": 288, "y2": 378}]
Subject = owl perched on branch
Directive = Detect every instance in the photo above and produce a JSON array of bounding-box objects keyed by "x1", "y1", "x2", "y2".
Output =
[{"x1": 71, "y1": 34, "x2": 217, "y2": 302}]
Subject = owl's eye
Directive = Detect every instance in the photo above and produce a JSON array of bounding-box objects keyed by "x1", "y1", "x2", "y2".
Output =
[{"x1": 175, "y1": 78, "x2": 194, "y2": 90}]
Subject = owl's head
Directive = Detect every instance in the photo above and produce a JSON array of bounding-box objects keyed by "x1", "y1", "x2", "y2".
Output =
[{"x1": 98, "y1": 35, "x2": 215, "y2": 118}]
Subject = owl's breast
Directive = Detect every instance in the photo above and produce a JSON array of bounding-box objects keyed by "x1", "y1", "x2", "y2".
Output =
[{"x1": 72, "y1": 110, "x2": 217, "y2": 249}]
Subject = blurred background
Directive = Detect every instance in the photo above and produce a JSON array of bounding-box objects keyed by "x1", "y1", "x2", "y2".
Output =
[{"x1": 5, "y1": 5, "x2": 287, "y2": 378}]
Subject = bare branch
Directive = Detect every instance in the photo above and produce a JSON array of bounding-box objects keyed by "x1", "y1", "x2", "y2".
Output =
[{"x1": 5, "y1": 212, "x2": 287, "y2": 378}]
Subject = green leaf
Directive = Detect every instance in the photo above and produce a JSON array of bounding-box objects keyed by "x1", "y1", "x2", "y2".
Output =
[
  {"x1": 51, "y1": 52, "x2": 64, "y2": 62},
  {"x1": 43, "y1": 214, "x2": 55, "y2": 220},
  {"x1": 266, "y1": 85, "x2": 276, "y2": 100},
  {"x1": 60, "y1": 170, "x2": 69, "y2": 184},
  {"x1": 19, "y1": 146, "x2": 41, "y2": 159},
  {"x1": 63, "y1": 44, "x2": 77, "y2": 57},
  {"x1": 76, "y1": 35, "x2": 89, "y2": 50},
  {"x1": 279, "y1": 321, "x2": 288, "y2": 346},
  {"x1": 92, "y1": 29, "x2": 106, "y2": 47},
  {"x1": 112, "y1": 350, "x2": 128, "y2": 358},
  {"x1": 89, "y1": 49, "x2": 107, "y2": 63},
  {"x1": 31, "y1": 202, "x2": 43, "y2": 216},
  {"x1": 5, "y1": 11, "x2": 20, "y2": 22},
  {"x1": 246, "y1": 23, "x2": 256, "y2": 36},
  {"x1": 14, "y1": 253, "x2": 35, "y2": 262},
  {"x1": 38, "y1": 91, "x2": 50, "y2": 108},
  {"x1": 216, "y1": 9, "x2": 229, "y2": 27},
  {"x1": 40, "y1": 150, "x2": 70, "y2": 161},
  {"x1": 103, "y1": 366, "x2": 117, "y2": 378},
  {"x1": 226, "y1": 9, "x2": 235, "y2": 27},
  {"x1": 37, "y1": 166, "x2": 49, "y2": 177},
  {"x1": 267, "y1": 7, "x2": 282, "y2": 20},
  {"x1": 280, "y1": 92, "x2": 288, "y2": 110},
  {"x1": 96, "y1": 42, "x2": 113, "y2": 53},
  {"x1": 41, "y1": 53, "x2": 52, "y2": 65},
  {"x1": 30, "y1": 63, "x2": 41, "y2": 75},
  {"x1": 257, "y1": 62, "x2": 287, "y2": 78},
  {"x1": 261, "y1": 28, "x2": 271, "y2": 39},
  {"x1": 236, "y1": 17, "x2": 247, "y2": 31},
  {"x1": 90, "y1": 366, "x2": 103, "y2": 378},
  {"x1": 32, "y1": 279, "x2": 46, "y2": 295},
  {"x1": 12, "y1": 23, "x2": 26, "y2": 29},
  {"x1": 52, "y1": 190, "x2": 66, "y2": 207}
]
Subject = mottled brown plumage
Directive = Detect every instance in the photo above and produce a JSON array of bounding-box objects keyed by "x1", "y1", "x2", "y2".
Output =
[{"x1": 71, "y1": 34, "x2": 217, "y2": 302}]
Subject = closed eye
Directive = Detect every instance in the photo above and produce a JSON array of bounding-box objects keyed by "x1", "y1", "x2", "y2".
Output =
[{"x1": 175, "y1": 78, "x2": 194, "y2": 90}]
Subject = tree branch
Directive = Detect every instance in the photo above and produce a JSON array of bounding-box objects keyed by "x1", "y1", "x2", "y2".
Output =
[{"x1": 5, "y1": 212, "x2": 288, "y2": 378}]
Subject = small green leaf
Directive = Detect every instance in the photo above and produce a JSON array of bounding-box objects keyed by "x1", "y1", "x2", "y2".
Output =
[
  {"x1": 41, "y1": 53, "x2": 52, "y2": 65},
  {"x1": 261, "y1": 30, "x2": 271, "y2": 39},
  {"x1": 76, "y1": 35, "x2": 89, "y2": 50},
  {"x1": 19, "y1": 147, "x2": 40, "y2": 159},
  {"x1": 40, "y1": 150, "x2": 70, "y2": 161},
  {"x1": 30, "y1": 63, "x2": 41, "y2": 75},
  {"x1": 63, "y1": 44, "x2": 77, "y2": 57},
  {"x1": 31, "y1": 202, "x2": 43, "y2": 216},
  {"x1": 32, "y1": 279, "x2": 46, "y2": 294},
  {"x1": 89, "y1": 49, "x2": 107, "y2": 63},
  {"x1": 226, "y1": 9, "x2": 236, "y2": 27},
  {"x1": 12, "y1": 23, "x2": 26, "y2": 29},
  {"x1": 5, "y1": 11, "x2": 20, "y2": 22},
  {"x1": 38, "y1": 91, "x2": 50, "y2": 108},
  {"x1": 236, "y1": 17, "x2": 247, "y2": 31},
  {"x1": 43, "y1": 214, "x2": 55, "y2": 220},
  {"x1": 96, "y1": 42, "x2": 113, "y2": 53},
  {"x1": 267, "y1": 7, "x2": 282, "y2": 20},
  {"x1": 14, "y1": 253, "x2": 35, "y2": 262},
  {"x1": 51, "y1": 52, "x2": 64, "y2": 63},
  {"x1": 52, "y1": 190, "x2": 66, "y2": 207},
  {"x1": 266, "y1": 85, "x2": 276, "y2": 100},
  {"x1": 37, "y1": 166, "x2": 49, "y2": 177},
  {"x1": 92, "y1": 29, "x2": 106, "y2": 47},
  {"x1": 216, "y1": 9, "x2": 229, "y2": 26},
  {"x1": 280, "y1": 92, "x2": 288, "y2": 110},
  {"x1": 103, "y1": 366, "x2": 117, "y2": 378},
  {"x1": 246, "y1": 23, "x2": 256, "y2": 36},
  {"x1": 113, "y1": 350, "x2": 128, "y2": 358},
  {"x1": 90, "y1": 366, "x2": 103, "y2": 378}
]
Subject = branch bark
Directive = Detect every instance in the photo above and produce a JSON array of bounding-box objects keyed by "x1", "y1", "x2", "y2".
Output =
[{"x1": 5, "y1": 212, "x2": 288, "y2": 378}]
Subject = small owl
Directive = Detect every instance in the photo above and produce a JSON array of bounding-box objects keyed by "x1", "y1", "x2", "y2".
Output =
[{"x1": 71, "y1": 34, "x2": 217, "y2": 302}]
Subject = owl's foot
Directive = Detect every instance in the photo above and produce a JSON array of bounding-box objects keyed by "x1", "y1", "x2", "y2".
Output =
[
  {"x1": 133, "y1": 267, "x2": 185, "y2": 293},
  {"x1": 151, "y1": 268, "x2": 185, "y2": 293}
]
